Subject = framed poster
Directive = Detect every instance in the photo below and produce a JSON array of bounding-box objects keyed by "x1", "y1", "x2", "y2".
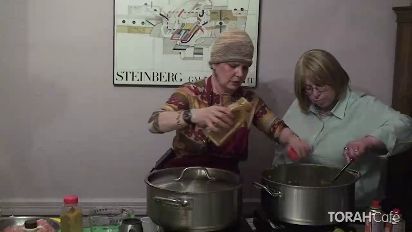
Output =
[{"x1": 113, "y1": 0, "x2": 261, "y2": 87}]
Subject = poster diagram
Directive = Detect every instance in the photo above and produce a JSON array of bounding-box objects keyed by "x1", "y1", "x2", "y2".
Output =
[{"x1": 114, "y1": 0, "x2": 260, "y2": 87}]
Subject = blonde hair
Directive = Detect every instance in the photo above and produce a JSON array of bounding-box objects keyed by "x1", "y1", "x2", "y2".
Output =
[{"x1": 294, "y1": 49, "x2": 350, "y2": 113}]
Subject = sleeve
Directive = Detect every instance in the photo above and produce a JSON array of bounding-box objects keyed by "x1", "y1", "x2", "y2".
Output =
[
  {"x1": 147, "y1": 87, "x2": 191, "y2": 134},
  {"x1": 363, "y1": 96, "x2": 412, "y2": 156},
  {"x1": 272, "y1": 100, "x2": 299, "y2": 165},
  {"x1": 251, "y1": 93, "x2": 289, "y2": 143}
]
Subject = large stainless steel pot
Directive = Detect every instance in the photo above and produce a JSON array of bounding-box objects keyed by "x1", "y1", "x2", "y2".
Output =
[
  {"x1": 253, "y1": 163, "x2": 361, "y2": 226},
  {"x1": 145, "y1": 167, "x2": 243, "y2": 231}
]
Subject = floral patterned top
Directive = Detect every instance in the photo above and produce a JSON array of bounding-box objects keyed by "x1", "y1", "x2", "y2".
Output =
[{"x1": 148, "y1": 77, "x2": 289, "y2": 172}]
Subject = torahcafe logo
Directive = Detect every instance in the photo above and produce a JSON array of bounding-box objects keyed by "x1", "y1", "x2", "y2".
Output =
[{"x1": 328, "y1": 211, "x2": 401, "y2": 223}]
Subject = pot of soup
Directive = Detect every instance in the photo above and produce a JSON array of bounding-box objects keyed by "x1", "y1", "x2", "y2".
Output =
[
  {"x1": 253, "y1": 163, "x2": 361, "y2": 226},
  {"x1": 145, "y1": 167, "x2": 243, "y2": 231}
]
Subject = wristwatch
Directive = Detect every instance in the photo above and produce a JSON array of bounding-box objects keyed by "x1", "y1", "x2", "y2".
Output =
[{"x1": 182, "y1": 109, "x2": 193, "y2": 125}]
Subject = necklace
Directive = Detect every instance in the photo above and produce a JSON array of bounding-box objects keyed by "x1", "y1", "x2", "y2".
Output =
[{"x1": 315, "y1": 105, "x2": 329, "y2": 117}]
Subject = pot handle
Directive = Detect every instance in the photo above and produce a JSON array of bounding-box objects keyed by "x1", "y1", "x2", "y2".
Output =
[
  {"x1": 174, "y1": 167, "x2": 215, "y2": 181},
  {"x1": 346, "y1": 168, "x2": 362, "y2": 181},
  {"x1": 153, "y1": 196, "x2": 191, "y2": 207},
  {"x1": 253, "y1": 182, "x2": 282, "y2": 197}
]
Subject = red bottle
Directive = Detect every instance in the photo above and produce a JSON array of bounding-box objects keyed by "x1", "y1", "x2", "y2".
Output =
[{"x1": 366, "y1": 200, "x2": 383, "y2": 232}]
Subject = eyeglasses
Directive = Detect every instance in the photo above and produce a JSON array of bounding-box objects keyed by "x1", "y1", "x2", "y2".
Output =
[{"x1": 303, "y1": 85, "x2": 328, "y2": 95}]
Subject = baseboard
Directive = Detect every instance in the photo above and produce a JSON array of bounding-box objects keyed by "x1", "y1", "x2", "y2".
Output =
[{"x1": 0, "y1": 198, "x2": 260, "y2": 216}]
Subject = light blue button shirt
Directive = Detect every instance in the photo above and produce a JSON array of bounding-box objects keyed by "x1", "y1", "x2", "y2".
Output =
[{"x1": 273, "y1": 88, "x2": 412, "y2": 209}]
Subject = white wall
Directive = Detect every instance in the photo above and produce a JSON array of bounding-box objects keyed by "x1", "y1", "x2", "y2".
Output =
[{"x1": 0, "y1": 0, "x2": 409, "y2": 215}]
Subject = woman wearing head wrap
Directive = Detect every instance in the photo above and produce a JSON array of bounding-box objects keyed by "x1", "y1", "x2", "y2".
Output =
[{"x1": 147, "y1": 29, "x2": 311, "y2": 173}]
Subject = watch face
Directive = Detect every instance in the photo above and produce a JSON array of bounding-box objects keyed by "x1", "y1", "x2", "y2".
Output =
[{"x1": 183, "y1": 110, "x2": 191, "y2": 121}]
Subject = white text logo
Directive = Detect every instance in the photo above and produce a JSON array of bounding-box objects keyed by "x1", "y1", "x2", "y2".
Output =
[{"x1": 328, "y1": 212, "x2": 400, "y2": 223}]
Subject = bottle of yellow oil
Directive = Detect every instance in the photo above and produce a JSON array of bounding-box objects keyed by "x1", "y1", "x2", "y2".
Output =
[{"x1": 60, "y1": 195, "x2": 83, "y2": 232}]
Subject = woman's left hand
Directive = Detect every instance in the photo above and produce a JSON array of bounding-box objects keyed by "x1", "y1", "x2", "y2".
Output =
[{"x1": 343, "y1": 141, "x2": 367, "y2": 162}]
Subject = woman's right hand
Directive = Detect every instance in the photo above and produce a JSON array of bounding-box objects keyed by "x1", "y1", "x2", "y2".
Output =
[
  {"x1": 286, "y1": 134, "x2": 312, "y2": 159},
  {"x1": 191, "y1": 106, "x2": 234, "y2": 132}
]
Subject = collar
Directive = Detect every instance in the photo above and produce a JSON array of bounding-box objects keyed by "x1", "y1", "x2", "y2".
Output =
[
  {"x1": 309, "y1": 88, "x2": 351, "y2": 120},
  {"x1": 205, "y1": 76, "x2": 244, "y2": 103}
]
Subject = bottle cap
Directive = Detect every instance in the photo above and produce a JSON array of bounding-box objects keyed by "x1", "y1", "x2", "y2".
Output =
[
  {"x1": 64, "y1": 195, "x2": 79, "y2": 204},
  {"x1": 24, "y1": 219, "x2": 38, "y2": 229},
  {"x1": 393, "y1": 208, "x2": 400, "y2": 214},
  {"x1": 371, "y1": 200, "x2": 381, "y2": 209}
]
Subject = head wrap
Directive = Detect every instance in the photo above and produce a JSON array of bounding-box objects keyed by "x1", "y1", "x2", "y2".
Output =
[{"x1": 209, "y1": 29, "x2": 254, "y2": 67}]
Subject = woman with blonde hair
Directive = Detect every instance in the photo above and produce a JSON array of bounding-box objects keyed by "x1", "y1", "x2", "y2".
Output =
[{"x1": 274, "y1": 49, "x2": 412, "y2": 210}]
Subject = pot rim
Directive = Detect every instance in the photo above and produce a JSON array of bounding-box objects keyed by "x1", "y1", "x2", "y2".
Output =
[
  {"x1": 261, "y1": 163, "x2": 361, "y2": 189},
  {"x1": 144, "y1": 167, "x2": 244, "y2": 195}
]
